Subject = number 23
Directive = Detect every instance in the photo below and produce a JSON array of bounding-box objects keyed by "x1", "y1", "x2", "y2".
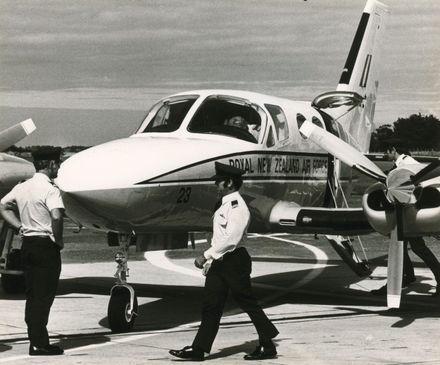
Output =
[{"x1": 177, "y1": 187, "x2": 191, "y2": 203}]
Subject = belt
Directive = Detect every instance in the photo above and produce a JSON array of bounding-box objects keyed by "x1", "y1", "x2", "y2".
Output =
[
  {"x1": 23, "y1": 235, "x2": 51, "y2": 239},
  {"x1": 22, "y1": 235, "x2": 53, "y2": 243},
  {"x1": 218, "y1": 246, "x2": 245, "y2": 261}
]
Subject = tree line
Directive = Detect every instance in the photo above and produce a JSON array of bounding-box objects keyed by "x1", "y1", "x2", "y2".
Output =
[
  {"x1": 370, "y1": 113, "x2": 440, "y2": 152},
  {"x1": 6, "y1": 113, "x2": 440, "y2": 154}
]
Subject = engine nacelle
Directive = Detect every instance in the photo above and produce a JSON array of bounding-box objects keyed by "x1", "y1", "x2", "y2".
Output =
[{"x1": 362, "y1": 182, "x2": 440, "y2": 237}]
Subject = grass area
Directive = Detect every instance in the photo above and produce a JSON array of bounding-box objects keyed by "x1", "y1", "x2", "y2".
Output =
[{"x1": 411, "y1": 150, "x2": 440, "y2": 157}]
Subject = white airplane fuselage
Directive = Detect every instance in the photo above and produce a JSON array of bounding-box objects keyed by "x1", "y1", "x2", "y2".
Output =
[{"x1": 58, "y1": 90, "x2": 351, "y2": 235}]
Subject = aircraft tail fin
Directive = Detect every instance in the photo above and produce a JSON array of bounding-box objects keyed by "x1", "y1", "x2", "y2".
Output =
[
  {"x1": 0, "y1": 119, "x2": 36, "y2": 151},
  {"x1": 313, "y1": 0, "x2": 389, "y2": 153}
]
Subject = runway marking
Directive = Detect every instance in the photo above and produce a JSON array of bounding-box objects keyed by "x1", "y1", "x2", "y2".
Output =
[
  {"x1": 143, "y1": 234, "x2": 329, "y2": 290},
  {"x1": 227, "y1": 234, "x2": 329, "y2": 310},
  {"x1": 253, "y1": 234, "x2": 329, "y2": 291},
  {"x1": 0, "y1": 235, "x2": 329, "y2": 362},
  {"x1": 144, "y1": 239, "x2": 206, "y2": 278},
  {"x1": 143, "y1": 234, "x2": 329, "y2": 307}
]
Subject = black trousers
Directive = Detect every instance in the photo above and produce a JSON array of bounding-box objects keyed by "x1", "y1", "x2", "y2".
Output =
[
  {"x1": 403, "y1": 238, "x2": 440, "y2": 284},
  {"x1": 21, "y1": 236, "x2": 61, "y2": 347},
  {"x1": 192, "y1": 247, "x2": 278, "y2": 353}
]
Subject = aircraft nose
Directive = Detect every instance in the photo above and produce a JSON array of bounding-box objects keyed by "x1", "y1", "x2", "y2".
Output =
[
  {"x1": 56, "y1": 138, "x2": 154, "y2": 230},
  {"x1": 57, "y1": 138, "x2": 148, "y2": 192}
]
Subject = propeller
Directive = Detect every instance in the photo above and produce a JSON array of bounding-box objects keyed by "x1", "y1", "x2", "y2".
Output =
[
  {"x1": 0, "y1": 119, "x2": 36, "y2": 151},
  {"x1": 299, "y1": 120, "x2": 440, "y2": 308}
]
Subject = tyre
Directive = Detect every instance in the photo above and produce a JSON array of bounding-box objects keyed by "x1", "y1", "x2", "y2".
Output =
[
  {"x1": 107, "y1": 287, "x2": 138, "y2": 333},
  {"x1": 1, "y1": 273, "x2": 25, "y2": 294}
]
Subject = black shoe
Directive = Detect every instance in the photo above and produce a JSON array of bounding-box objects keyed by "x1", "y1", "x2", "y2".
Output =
[
  {"x1": 29, "y1": 344, "x2": 64, "y2": 356},
  {"x1": 169, "y1": 346, "x2": 204, "y2": 361},
  {"x1": 244, "y1": 345, "x2": 277, "y2": 360}
]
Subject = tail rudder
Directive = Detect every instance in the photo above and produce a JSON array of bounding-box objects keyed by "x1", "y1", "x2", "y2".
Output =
[{"x1": 313, "y1": 0, "x2": 389, "y2": 152}]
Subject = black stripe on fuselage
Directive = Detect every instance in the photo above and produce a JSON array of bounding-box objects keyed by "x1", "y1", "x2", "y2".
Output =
[
  {"x1": 136, "y1": 176, "x2": 328, "y2": 186},
  {"x1": 339, "y1": 12, "x2": 370, "y2": 85},
  {"x1": 135, "y1": 150, "x2": 329, "y2": 185}
]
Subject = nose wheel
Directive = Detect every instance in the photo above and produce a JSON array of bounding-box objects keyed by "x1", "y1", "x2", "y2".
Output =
[
  {"x1": 107, "y1": 244, "x2": 138, "y2": 333},
  {"x1": 108, "y1": 285, "x2": 138, "y2": 333}
]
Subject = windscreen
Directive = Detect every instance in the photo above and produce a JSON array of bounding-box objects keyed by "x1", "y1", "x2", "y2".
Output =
[
  {"x1": 187, "y1": 96, "x2": 264, "y2": 143},
  {"x1": 137, "y1": 95, "x2": 198, "y2": 133}
]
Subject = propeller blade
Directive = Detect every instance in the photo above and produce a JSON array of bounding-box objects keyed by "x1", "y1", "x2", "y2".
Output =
[
  {"x1": 387, "y1": 228, "x2": 404, "y2": 308},
  {"x1": 411, "y1": 160, "x2": 440, "y2": 185},
  {"x1": 299, "y1": 120, "x2": 386, "y2": 182},
  {"x1": 0, "y1": 119, "x2": 36, "y2": 151}
]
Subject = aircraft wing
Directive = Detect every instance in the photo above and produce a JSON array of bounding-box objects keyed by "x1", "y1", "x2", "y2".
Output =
[{"x1": 0, "y1": 119, "x2": 36, "y2": 151}]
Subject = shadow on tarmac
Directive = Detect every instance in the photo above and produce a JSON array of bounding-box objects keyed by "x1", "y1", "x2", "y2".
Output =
[
  {"x1": 56, "y1": 257, "x2": 440, "y2": 333},
  {"x1": 1, "y1": 256, "x2": 439, "y2": 354}
]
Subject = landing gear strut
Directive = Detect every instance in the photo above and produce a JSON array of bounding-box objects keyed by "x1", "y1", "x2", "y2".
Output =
[
  {"x1": 0, "y1": 223, "x2": 25, "y2": 294},
  {"x1": 107, "y1": 235, "x2": 138, "y2": 333}
]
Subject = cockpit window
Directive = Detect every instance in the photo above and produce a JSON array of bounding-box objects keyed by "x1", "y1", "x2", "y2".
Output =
[
  {"x1": 312, "y1": 116, "x2": 324, "y2": 128},
  {"x1": 297, "y1": 113, "x2": 307, "y2": 139},
  {"x1": 265, "y1": 104, "x2": 289, "y2": 141},
  {"x1": 188, "y1": 96, "x2": 264, "y2": 143},
  {"x1": 136, "y1": 95, "x2": 198, "y2": 133}
]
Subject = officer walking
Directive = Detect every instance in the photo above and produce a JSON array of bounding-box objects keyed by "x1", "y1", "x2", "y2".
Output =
[
  {"x1": 169, "y1": 162, "x2": 279, "y2": 361},
  {"x1": 0, "y1": 147, "x2": 65, "y2": 356}
]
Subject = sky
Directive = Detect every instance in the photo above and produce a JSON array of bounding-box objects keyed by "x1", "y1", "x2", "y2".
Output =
[{"x1": 0, "y1": 0, "x2": 439, "y2": 146}]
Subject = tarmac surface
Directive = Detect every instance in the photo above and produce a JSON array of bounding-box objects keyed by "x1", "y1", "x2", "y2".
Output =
[{"x1": 1, "y1": 232, "x2": 439, "y2": 364}]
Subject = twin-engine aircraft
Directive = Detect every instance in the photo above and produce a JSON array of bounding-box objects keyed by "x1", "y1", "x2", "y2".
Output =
[
  {"x1": 0, "y1": 119, "x2": 36, "y2": 291},
  {"x1": 53, "y1": 0, "x2": 399, "y2": 332}
]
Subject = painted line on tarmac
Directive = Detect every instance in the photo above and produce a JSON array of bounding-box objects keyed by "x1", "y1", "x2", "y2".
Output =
[
  {"x1": 143, "y1": 234, "x2": 328, "y2": 289},
  {"x1": 0, "y1": 235, "x2": 328, "y2": 362},
  {"x1": 0, "y1": 324, "x2": 201, "y2": 363},
  {"x1": 253, "y1": 234, "x2": 329, "y2": 291},
  {"x1": 227, "y1": 234, "x2": 329, "y2": 310},
  {"x1": 144, "y1": 240, "x2": 206, "y2": 278}
]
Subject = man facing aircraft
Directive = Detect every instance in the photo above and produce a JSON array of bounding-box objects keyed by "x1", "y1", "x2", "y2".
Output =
[
  {"x1": 0, "y1": 147, "x2": 65, "y2": 356},
  {"x1": 169, "y1": 162, "x2": 279, "y2": 361}
]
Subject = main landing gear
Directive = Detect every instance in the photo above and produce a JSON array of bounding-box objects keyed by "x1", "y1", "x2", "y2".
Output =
[
  {"x1": 0, "y1": 223, "x2": 25, "y2": 294},
  {"x1": 107, "y1": 236, "x2": 138, "y2": 333}
]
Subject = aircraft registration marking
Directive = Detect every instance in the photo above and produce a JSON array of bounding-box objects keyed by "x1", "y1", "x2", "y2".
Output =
[
  {"x1": 227, "y1": 155, "x2": 328, "y2": 176},
  {"x1": 142, "y1": 152, "x2": 330, "y2": 185}
]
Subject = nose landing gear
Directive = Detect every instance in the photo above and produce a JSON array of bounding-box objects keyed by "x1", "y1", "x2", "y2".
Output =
[{"x1": 107, "y1": 238, "x2": 138, "y2": 333}]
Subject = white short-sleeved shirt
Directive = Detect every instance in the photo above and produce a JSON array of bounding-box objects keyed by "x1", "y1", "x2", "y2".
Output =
[
  {"x1": 0, "y1": 172, "x2": 64, "y2": 238},
  {"x1": 204, "y1": 191, "x2": 250, "y2": 261}
]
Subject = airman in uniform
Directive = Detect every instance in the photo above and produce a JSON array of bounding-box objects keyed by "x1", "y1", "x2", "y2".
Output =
[
  {"x1": 0, "y1": 147, "x2": 65, "y2": 356},
  {"x1": 169, "y1": 162, "x2": 279, "y2": 361}
]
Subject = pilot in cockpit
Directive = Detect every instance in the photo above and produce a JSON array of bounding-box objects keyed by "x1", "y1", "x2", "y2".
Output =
[
  {"x1": 225, "y1": 116, "x2": 260, "y2": 141},
  {"x1": 225, "y1": 116, "x2": 248, "y2": 130}
]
